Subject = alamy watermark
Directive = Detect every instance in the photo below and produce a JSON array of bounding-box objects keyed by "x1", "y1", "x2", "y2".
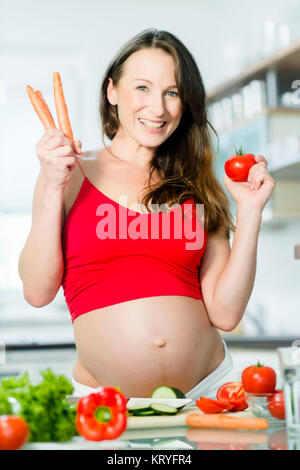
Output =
[
  {"x1": 291, "y1": 80, "x2": 300, "y2": 105},
  {"x1": 94, "y1": 200, "x2": 206, "y2": 251}
]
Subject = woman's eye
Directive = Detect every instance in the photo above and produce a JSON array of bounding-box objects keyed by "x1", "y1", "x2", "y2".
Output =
[{"x1": 136, "y1": 86, "x2": 178, "y2": 97}]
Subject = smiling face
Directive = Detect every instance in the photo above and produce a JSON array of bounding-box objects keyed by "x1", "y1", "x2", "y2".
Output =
[{"x1": 106, "y1": 48, "x2": 183, "y2": 149}]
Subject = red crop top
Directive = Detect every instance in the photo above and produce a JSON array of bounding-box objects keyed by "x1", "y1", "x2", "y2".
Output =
[{"x1": 61, "y1": 166, "x2": 207, "y2": 323}]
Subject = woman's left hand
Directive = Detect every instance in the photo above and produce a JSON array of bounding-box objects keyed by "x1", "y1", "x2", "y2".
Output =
[{"x1": 222, "y1": 155, "x2": 276, "y2": 211}]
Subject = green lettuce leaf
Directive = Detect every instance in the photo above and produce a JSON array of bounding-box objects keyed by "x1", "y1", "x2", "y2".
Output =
[{"x1": 0, "y1": 368, "x2": 78, "y2": 442}]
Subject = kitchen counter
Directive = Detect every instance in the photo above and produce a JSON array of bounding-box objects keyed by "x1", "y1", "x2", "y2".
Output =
[
  {"x1": 22, "y1": 420, "x2": 292, "y2": 451},
  {"x1": 21, "y1": 405, "x2": 294, "y2": 451}
]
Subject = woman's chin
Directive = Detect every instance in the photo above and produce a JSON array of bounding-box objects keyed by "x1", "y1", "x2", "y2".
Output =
[{"x1": 135, "y1": 133, "x2": 168, "y2": 148}]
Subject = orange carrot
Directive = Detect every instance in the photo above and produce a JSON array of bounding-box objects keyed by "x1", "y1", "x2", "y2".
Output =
[
  {"x1": 185, "y1": 413, "x2": 269, "y2": 430},
  {"x1": 35, "y1": 90, "x2": 56, "y2": 127},
  {"x1": 26, "y1": 85, "x2": 56, "y2": 130},
  {"x1": 53, "y1": 72, "x2": 73, "y2": 141}
]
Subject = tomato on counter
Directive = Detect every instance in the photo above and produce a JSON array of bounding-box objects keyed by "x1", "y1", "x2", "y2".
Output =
[
  {"x1": 0, "y1": 415, "x2": 29, "y2": 450},
  {"x1": 224, "y1": 148, "x2": 256, "y2": 182},
  {"x1": 196, "y1": 382, "x2": 248, "y2": 414},
  {"x1": 216, "y1": 382, "x2": 248, "y2": 411},
  {"x1": 242, "y1": 362, "x2": 276, "y2": 394},
  {"x1": 196, "y1": 397, "x2": 233, "y2": 414},
  {"x1": 267, "y1": 390, "x2": 285, "y2": 420}
]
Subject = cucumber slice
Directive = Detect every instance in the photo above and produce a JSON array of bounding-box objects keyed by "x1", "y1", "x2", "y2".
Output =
[
  {"x1": 133, "y1": 409, "x2": 156, "y2": 416},
  {"x1": 127, "y1": 405, "x2": 152, "y2": 414},
  {"x1": 149, "y1": 403, "x2": 178, "y2": 415},
  {"x1": 170, "y1": 387, "x2": 186, "y2": 399},
  {"x1": 151, "y1": 386, "x2": 186, "y2": 399}
]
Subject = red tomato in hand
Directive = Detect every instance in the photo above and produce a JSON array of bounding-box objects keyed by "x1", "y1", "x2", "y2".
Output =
[
  {"x1": 267, "y1": 390, "x2": 285, "y2": 420},
  {"x1": 0, "y1": 415, "x2": 29, "y2": 450},
  {"x1": 196, "y1": 397, "x2": 233, "y2": 414},
  {"x1": 242, "y1": 362, "x2": 276, "y2": 393},
  {"x1": 224, "y1": 148, "x2": 256, "y2": 182},
  {"x1": 216, "y1": 382, "x2": 248, "y2": 411}
]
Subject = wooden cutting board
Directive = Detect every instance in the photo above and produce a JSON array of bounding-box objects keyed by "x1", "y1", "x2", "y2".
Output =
[{"x1": 127, "y1": 406, "x2": 255, "y2": 429}]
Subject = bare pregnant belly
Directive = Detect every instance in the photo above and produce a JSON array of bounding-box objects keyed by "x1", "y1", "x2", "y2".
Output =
[{"x1": 72, "y1": 296, "x2": 225, "y2": 397}]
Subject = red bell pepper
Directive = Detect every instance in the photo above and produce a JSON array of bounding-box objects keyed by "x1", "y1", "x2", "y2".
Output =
[{"x1": 76, "y1": 387, "x2": 127, "y2": 441}]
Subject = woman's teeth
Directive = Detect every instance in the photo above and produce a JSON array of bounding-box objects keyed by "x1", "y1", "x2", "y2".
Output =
[{"x1": 138, "y1": 118, "x2": 166, "y2": 129}]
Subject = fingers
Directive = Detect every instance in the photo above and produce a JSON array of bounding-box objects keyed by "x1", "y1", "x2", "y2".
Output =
[
  {"x1": 43, "y1": 147, "x2": 76, "y2": 163},
  {"x1": 37, "y1": 129, "x2": 71, "y2": 151},
  {"x1": 248, "y1": 155, "x2": 269, "y2": 189},
  {"x1": 37, "y1": 130, "x2": 83, "y2": 156},
  {"x1": 254, "y1": 154, "x2": 268, "y2": 167},
  {"x1": 74, "y1": 140, "x2": 82, "y2": 155},
  {"x1": 254, "y1": 154, "x2": 267, "y2": 163},
  {"x1": 250, "y1": 171, "x2": 265, "y2": 190},
  {"x1": 248, "y1": 165, "x2": 276, "y2": 190},
  {"x1": 249, "y1": 169, "x2": 267, "y2": 189}
]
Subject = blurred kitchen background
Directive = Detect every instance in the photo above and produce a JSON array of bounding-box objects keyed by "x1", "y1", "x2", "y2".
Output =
[{"x1": 0, "y1": 0, "x2": 300, "y2": 382}]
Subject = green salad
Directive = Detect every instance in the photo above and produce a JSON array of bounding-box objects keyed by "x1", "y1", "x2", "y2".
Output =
[{"x1": 0, "y1": 368, "x2": 77, "y2": 442}]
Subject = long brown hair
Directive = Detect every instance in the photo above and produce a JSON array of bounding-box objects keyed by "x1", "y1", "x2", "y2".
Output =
[{"x1": 99, "y1": 28, "x2": 235, "y2": 238}]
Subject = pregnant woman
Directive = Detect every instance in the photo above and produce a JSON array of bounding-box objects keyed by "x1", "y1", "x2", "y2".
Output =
[{"x1": 19, "y1": 29, "x2": 275, "y2": 405}]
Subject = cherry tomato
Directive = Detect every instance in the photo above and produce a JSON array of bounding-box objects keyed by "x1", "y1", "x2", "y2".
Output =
[
  {"x1": 224, "y1": 148, "x2": 256, "y2": 182},
  {"x1": 196, "y1": 397, "x2": 233, "y2": 414},
  {"x1": 216, "y1": 382, "x2": 248, "y2": 411},
  {"x1": 267, "y1": 390, "x2": 285, "y2": 420},
  {"x1": 242, "y1": 362, "x2": 276, "y2": 394},
  {"x1": 0, "y1": 415, "x2": 29, "y2": 450}
]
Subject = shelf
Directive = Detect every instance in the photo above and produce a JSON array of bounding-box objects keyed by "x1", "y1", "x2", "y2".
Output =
[
  {"x1": 5, "y1": 342, "x2": 76, "y2": 351},
  {"x1": 207, "y1": 38, "x2": 300, "y2": 102},
  {"x1": 211, "y1": 107, "x2": 300, "y2": 134},
  {"x1": 226, "y1": 336, "x2": 299, "y2": 349}
]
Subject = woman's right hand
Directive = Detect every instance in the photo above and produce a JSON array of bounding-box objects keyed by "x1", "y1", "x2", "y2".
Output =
[{"x1": 36, "y1": 129, "x2": 82, "y2": 190}]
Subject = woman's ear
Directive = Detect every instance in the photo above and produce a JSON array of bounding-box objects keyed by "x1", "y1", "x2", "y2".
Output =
[{"x1": 107, "y1": 77, "x2": 118, "y2": 106}]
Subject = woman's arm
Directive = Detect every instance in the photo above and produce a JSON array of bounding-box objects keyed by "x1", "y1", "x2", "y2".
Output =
[
  {"x1": 18, "y1": 130, "x2": 81, "y2": 307},
  {"x1": 200, "y1": 204, "x2": 262, "y2": 331},
  {"x1": 18, "y1": 170, "x2": 66, "y2": 306},
  {"x1": 200, "y1": 154, "x2": 275, "y2": 332}
]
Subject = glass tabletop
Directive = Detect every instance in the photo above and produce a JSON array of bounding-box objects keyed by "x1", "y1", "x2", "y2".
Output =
[{"x1": 23, "y1": 420, "x2": 296, "y2": 451}]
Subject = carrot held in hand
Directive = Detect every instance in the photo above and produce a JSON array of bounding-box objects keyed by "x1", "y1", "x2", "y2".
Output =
[
  {"x1": 53, "y1": 72, "x2": 73, "y2": 142},
  {"x1": 52, "y1": 72, "x2": 84, "y2": 173},
  {"x1": 35, "y1": 90, "x2": 56, "y2": 125},
  {"x1": 185, "y1": 413, "x2": 269, "y2": 430},
  {"x1": 26, "y1": 85, "x2": 56, "y2": 130}
]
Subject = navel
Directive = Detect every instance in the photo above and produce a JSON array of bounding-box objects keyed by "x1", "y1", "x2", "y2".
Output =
[{"x1": 154, "y1": 338, "x2": 166, "y2": 348}]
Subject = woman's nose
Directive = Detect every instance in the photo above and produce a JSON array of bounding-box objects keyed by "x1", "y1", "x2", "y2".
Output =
[{"x1": 148, "y1": 92, "x2": 166, "y2": 117}]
